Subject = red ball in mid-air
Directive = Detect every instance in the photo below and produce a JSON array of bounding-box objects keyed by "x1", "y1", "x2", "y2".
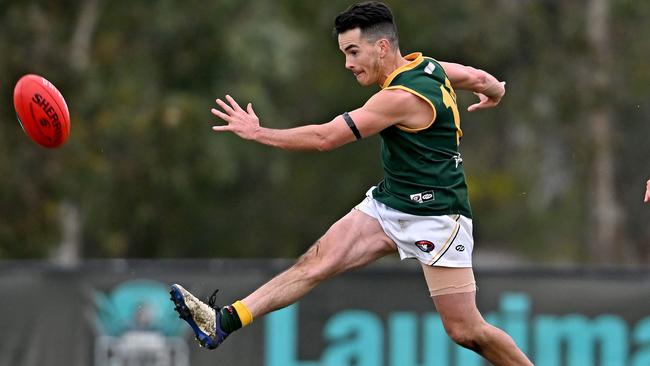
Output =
[{"x1": 13, "y1": 74, "x2": 70, "y2": 148}]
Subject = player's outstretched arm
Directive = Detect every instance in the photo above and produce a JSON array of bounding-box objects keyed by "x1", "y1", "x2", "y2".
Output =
[
  {"x1": 210, "y1": 95, "x2": 349, "y2": 151},
  {"x1": 210, "y1": 91, "x2": 404, "y2": 151},
  {"x1": 644, "y1": 179, "x2": 650, "y2": 203},
  {"x1": 438, "y1": 61, "x2": 505, "y2": 112}
]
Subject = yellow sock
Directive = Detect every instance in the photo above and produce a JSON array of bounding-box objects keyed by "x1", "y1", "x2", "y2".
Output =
[{"x1": 232, "y1": 300, "x2": 254, "y2": 327}]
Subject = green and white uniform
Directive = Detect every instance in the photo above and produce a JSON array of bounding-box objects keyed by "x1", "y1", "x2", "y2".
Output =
[
  {"x1": 373, "y1": 52, "x2": 471, "y2": 218},
  {"x1": 356, "y1": 53, "x2": 474, "y2": 267}
]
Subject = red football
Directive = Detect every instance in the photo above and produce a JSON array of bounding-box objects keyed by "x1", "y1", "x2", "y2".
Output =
[{"x1": 13, "y1": 74, "x2": 70, "y2": 148}]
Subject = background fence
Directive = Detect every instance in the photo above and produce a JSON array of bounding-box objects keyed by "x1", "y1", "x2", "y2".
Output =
[{"x1": 1, "y1": 259, "x2": 649, "y2": 366}]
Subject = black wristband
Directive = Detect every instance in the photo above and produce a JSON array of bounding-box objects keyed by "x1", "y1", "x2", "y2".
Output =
[{"x1": 343, "y1": 112, "x2": 362, "y2": 140}]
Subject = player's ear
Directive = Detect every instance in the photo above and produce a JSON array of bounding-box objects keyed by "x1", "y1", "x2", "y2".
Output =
[{"x1": 377, "y1": 38, "x2": 390, "y2": 58}]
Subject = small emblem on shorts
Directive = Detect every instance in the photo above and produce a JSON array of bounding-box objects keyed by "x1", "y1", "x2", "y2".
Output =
[
  {"x1": 410, "y1": 190, "x2": 435, "y2": 203},
  {"x1": 455, "y1": 245, "x2": 465, "y2": 252},
  {"x1": 415, "y1": 240, "x2": 435, "y2": 253}
]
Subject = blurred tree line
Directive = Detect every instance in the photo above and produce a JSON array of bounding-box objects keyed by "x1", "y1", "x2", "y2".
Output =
[{"x1": 0, "y1": 0, "x2": 648, "y2": 264}]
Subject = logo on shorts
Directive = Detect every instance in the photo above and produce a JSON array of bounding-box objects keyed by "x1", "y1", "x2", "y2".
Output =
[
  {"x1": 455, "y1": 244, "x2": 465, "y2": 252},
  {"x1": 410, "y1": 190, "x2": 435, "y2": 204},
  {"x1": 415, "y1": 240, "x2": 435, "y2": 253}
]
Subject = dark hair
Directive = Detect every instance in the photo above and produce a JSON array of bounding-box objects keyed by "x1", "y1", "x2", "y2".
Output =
[{"x1": 334, "y1": 1, "x2": 399, "y2": 49}]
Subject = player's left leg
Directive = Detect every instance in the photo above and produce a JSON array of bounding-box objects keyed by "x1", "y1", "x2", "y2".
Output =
[{"x1": 424, "y1": 266, "x2": 533, "y2": 366}]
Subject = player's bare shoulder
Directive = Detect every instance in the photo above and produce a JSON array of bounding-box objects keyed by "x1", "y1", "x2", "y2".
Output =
[{"x1": 374, "y1": 88, "x2": 434, "y2": 130}]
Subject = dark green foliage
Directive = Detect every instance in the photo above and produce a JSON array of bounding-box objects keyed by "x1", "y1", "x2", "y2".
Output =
[{"x1": 0, "y1": 1, "x2": 648, "y2": 262}]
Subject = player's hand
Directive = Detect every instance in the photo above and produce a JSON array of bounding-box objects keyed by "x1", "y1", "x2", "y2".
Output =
[
  {"x1": 467, "y1": 81, "x2": 506, "y2": 112},
  {"x1": 644, "y1": 179, "x2": 650, "y2": 203},
  {"x1": 211, "y1": 95, "x2": 260, "y2": 140}
]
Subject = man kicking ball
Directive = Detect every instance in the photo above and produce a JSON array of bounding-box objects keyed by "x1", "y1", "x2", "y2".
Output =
[{"x1": 171, "y1": 2, "x2": 532, "y2": 365}]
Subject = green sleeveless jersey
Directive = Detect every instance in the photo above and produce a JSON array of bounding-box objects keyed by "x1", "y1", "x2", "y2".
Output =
[{"x1": 371, "y1": 52, "x2": 472, "y2": 218}]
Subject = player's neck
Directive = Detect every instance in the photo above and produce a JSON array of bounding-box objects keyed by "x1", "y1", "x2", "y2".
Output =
[{"x1": 378, "y1": 50, "x2": 407, "y2": 86}]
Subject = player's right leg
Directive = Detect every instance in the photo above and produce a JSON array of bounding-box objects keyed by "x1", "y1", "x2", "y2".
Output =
[{"x1": 171, "y1": 208, "x2": 397, "y2": 349}]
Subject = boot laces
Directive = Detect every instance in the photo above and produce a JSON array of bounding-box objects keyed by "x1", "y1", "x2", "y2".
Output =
[{"x1": 207, "y1": 289, "x2": 221, "y2": 310}]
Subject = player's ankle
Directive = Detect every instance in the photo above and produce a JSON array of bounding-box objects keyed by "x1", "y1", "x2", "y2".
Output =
[{"x1": 219, "y1": 300, "x2": 254, "y2": 333}]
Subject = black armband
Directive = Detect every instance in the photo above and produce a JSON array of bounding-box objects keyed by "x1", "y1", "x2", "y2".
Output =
[{"x1": 342, "y1": 112, "x2": 362, "y2": 140}]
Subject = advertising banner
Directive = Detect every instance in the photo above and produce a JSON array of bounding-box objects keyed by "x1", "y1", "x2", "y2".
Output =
[{"x1": 1, "y1": 260, "x2": 649, "y2": 366}]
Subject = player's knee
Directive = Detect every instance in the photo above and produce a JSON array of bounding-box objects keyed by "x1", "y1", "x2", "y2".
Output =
[
  {"x1": 444, "y1": 321, "x2": 488, "y2": 351},
  {"x1": 446, "y1": 327, "x2": 478, "y2": 350},
  {"x1": 304, "y1": 257, "x2": 341, "y2": 282},
  {"x1": 294, "y1": 242, "x2": 341, "y2": 282}
]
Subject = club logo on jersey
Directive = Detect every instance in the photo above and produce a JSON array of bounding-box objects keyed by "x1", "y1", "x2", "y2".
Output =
[
  {"x1": 455, "y1": 245, "x2": 466, "y2": 252},
  {"x1": 452, "y1": 154, "x2": 463, "y2": 168},
  {"x1": 410, "y1": 190, "x2": 435, "y2": 204},
  {"x1": 424, "y1": 62, "x2": 436, "y2": 75},
  {"x1": 415, "y1": 240, "x2": 435, "y2": 253}
]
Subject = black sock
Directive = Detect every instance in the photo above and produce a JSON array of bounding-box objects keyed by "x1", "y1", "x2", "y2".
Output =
[{"x1": 219, "y1": 305, "x2": 242, "y2": 333}]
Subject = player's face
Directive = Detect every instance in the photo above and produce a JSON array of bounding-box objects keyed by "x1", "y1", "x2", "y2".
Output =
[{"x1": 338, "y1": 28, "x2": 382, "y2": 86}]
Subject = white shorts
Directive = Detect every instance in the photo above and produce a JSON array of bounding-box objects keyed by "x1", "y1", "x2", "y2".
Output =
[{"x1": 355, "y1": 188, "x2": 474, "y2": 267}]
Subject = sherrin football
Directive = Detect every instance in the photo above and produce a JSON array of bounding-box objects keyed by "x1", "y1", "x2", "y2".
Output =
[{"x1": 13, "y1": 74, "x2": 70, "y2": 148}]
